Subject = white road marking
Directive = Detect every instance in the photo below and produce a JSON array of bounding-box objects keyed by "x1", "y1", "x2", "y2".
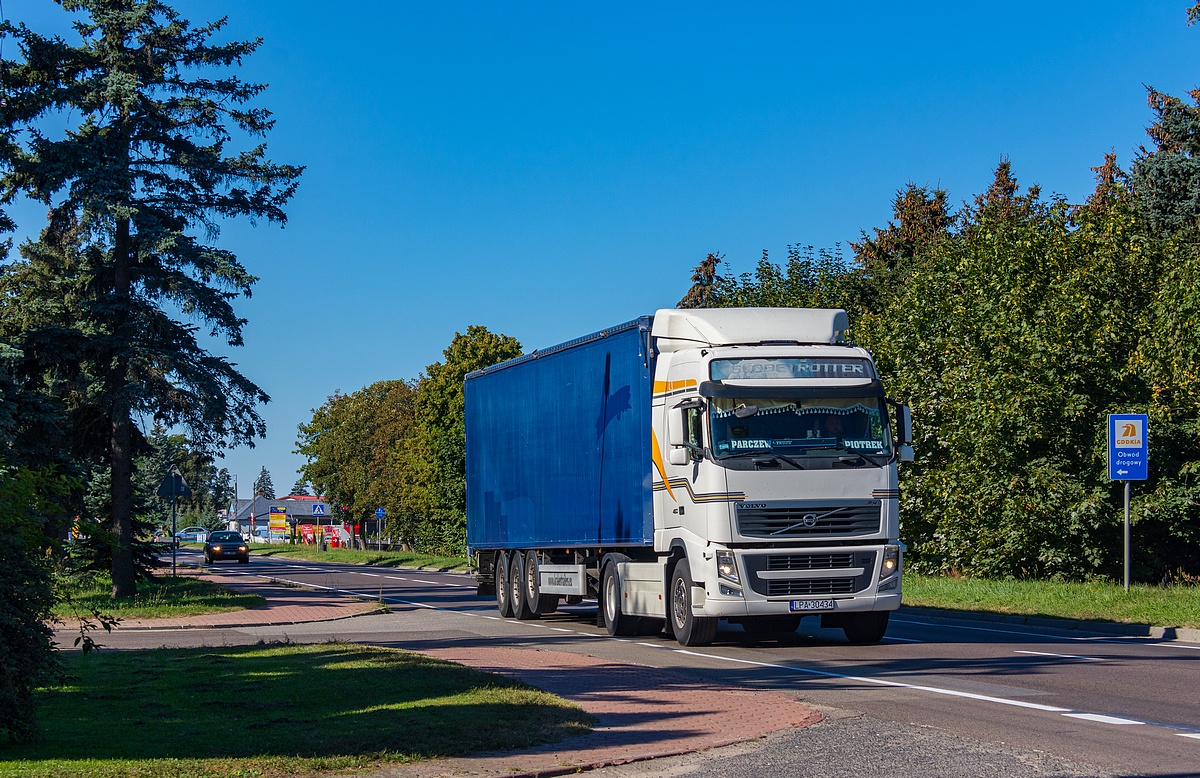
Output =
[
  {"x1": 671, "y1": 649, "x2": 1072, "y2": 713},
  {"x1": 1063, "y1": 713, "x2": 1142, "y2": 725},
  {"x1": 1177, "y1": 733, "x2": 1200, "y2": 740},
  {"x1": 413, "y1": 579, "x2": 442, "y2": 585},
  {"x1": 1015, "y1": 650, "x2": 1105, "y2": 661},
  {"x1": 384, "y1": 576, "x2": 409, "y2": 581},
  {"x1": 894, "y1": 617, "x2": 1200, "y2": 651},
  {"x1": 360, "y1": 572, "x2": 380, "y2": 577}
]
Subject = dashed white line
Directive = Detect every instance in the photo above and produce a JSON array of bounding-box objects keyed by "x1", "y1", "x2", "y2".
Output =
[
  {"x1": 1063, "y1": 713, "x2": 1142, "y2": 725},
  {"x1": 412, "y1": 579, "x2": 442, "y2": 585},
  {"x1": 1177, "y1": 733, "x2": 1200, "y2": 740},
  {"x1": 1015, "y1": 650, "x2": 1105, "y2": 661},
  {"x1": 895, "y1": 617, "x2": 1200, "y2": 651}
]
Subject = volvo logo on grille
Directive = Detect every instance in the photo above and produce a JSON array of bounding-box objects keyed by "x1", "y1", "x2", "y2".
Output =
[
  {"x1": 738, "y1": 502, "x2": 767, "y2": 509},
  {"x1": 800, "y1": 513, "x2": 819, "y2": 527}
]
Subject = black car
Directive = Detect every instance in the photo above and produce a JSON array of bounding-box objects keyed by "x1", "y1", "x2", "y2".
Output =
[{"x1": 204, "y1": 530, "x2": 249, "y2": 564}]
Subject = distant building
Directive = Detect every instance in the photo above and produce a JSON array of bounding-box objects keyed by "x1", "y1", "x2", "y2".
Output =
[{"x1": 227, "y1": 493, "x2": 336, "y2": 537}]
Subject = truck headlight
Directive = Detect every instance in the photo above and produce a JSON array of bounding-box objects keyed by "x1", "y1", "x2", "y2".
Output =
[
  {"x1": 716, "y1": 550, "x2": 739, "y2": 584},
  {"x1": 880, "y1": 546, "x2": 899, "y2": 578},
  {"x1": 878, "y1": 545, "x2": 901, "y2": 591}
]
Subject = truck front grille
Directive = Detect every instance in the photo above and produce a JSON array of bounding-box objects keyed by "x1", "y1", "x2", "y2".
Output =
[
  {"x1": 742, "y1": 550, "x2": 877, "y2": 597},
  {"x1": 767, "y1": 578, "x2": 857, "y2": 596},
  {"x1": 767, "y1": 553, "x2": 854, "y2": 571},
  {"x1": 736, "y1": 501, "x2": 881, "y2": 538}
]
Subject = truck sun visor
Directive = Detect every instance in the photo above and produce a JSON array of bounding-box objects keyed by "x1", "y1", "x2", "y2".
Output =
[{"x1": 698, "y1": 380, "x2": 885, "y2": 399}]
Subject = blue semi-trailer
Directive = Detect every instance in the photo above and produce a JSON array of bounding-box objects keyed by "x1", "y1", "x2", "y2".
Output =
[{"x1": 465, "y1": 308, "x2": 912, "y2": 646}]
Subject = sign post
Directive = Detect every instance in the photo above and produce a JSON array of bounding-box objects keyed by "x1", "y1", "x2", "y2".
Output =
[
  {"x1": 157, "y1": 466, "x2": 192, "y2": 577},
  {"x1": 1108, "y1": 414, "x2": 1148, "y2": 592}
]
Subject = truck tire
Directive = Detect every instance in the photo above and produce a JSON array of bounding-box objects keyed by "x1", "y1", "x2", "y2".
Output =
[
  {"x1": 842, "y1": 611, "x2": 889, "y2": 644},
  {"x1": 495, "y1": 552, "x2": 513, "y2": 617},
  {"x1": 511, "y1": 552, "x2": 539, "y2": 620},
  {"x1": 523, "y1": 550, "x2": 559, "y2": 615},
  {"x1": 601, "y1": 561, "x2": 637, "y2": 636},
  {"x1": 670, "y1": 558, "x2": 717, "y2": 646}
]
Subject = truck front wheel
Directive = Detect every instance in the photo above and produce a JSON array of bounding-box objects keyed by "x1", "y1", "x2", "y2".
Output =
[
  {"x1": 842, "y1": 611, "x2": 889, "y2": 644},
  {"x1": 670, "y1": 559, "x2": 716, "y2": 646},
  {"x1": 495, "y1": 552, "x2": 513, "y2": 617}
]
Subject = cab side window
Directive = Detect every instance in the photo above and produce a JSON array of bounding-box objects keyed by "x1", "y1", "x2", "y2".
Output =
[{"x1": 684, "y1": 407, "x2": 704, "y2": 450}]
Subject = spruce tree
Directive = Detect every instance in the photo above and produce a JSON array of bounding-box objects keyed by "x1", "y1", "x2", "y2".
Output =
[
  {"x1": 254, "y1": 466, "x2": 275, "y2": 499},
  {"x1": 0, "y1": 1, "x2": 301, "y2": 596}
]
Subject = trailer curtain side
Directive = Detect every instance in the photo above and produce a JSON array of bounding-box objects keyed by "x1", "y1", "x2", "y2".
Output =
[{"x1": 465, "y1": 319, "x2": 655, "y2": 550}]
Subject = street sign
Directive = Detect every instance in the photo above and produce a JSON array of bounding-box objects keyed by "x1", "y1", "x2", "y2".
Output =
[
  {"x1": 1108, "y1": 414, "x2": 1149, "y2": 481},
  {"x1": 156, "y1": 469, "x2": 192, "y2": 498},
  {"x1": 375, "y1": 507, "x2": 386, "y2": 519},
  {"x1": 312, "y1": 502, "x2": 326, "y2": 516}
]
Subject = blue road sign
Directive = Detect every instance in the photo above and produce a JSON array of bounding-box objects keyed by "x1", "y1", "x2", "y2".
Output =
[
  {"x1": 1109, "y1": 414, "x2": 1149, "y2": 481},
  {"x1": 375, "y1": 507, "x2": 386, "y2": 519},
  {"x1": 312, "y1": 502, "x2": 326, "y2": 516}
]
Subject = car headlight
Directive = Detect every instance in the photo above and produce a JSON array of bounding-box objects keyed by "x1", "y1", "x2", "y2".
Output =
[
  {"x1": 716, "y1": 550, "x2": 739, "y2": 584},
  {"x1": 238, "y1": 545, "x2": 247, "y2": 552},
  {"x1": 211, "y1": 545, "x2": 222, "y2": 552}
]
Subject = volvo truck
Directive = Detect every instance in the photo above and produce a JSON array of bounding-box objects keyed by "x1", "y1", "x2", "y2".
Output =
[{"x1": 465, "y1": 308, "x2": 911, "y2": 646}]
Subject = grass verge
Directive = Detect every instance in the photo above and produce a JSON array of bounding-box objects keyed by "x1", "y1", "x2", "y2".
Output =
[
  {"x1": 904, "y1": 573, "x2": 1200, "y2": 628},
  {"x1": 251, "y1": 544, "x2": 467, "y2": 571},
  {"x1": 54, "y1": 574, "x2": 266, "y2": 620},
  {"x1": 1, "y1": 642, "x2": 593, "y2": 778}
]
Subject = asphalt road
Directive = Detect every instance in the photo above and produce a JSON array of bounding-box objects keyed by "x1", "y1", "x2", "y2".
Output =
[{"x1": 152, "y1": 550, "x2": 1200, "y2": 777}]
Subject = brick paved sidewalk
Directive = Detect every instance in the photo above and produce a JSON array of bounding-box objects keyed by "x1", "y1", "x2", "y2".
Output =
[
  {"x1": 380, "y1": 647, "x2": 824, "y2": 778},
  {"x1": 70, "y1": 567, "x2": 824, "y2": 777},
  {"x1": 111, "y1": 567, "x2": 384, "y2": 629}
]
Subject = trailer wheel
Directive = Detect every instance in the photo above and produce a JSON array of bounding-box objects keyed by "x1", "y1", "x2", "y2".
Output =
[
  {"x1": 670, "y1": 558, "x2": 717, "y2": 646},
  {"x1": 495, "y1": 552, "x2": 513, "y2": 617},
  {"x1": 523, "y1": 550, "x2": 559, "y2": 615},
  {"x1": 842, "y1": 611, "x2": 889, "y2": 644},
  {"x1": 511, "y1": 552, "x2": 539, "y2": 620}
]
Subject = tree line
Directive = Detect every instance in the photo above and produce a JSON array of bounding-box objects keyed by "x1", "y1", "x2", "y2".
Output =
[
  {"x1": 295, "y1": 326, "x2": 521, "y2": 555},
  {"x1": 679, "y1": 155, "x2": 1200, "y2": 581}
]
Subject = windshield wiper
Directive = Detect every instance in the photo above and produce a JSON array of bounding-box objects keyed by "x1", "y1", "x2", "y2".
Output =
[
  {"x1": 836, "y1": 451, "x2": 889, "y2": 467},
  {"x1": 721, "y1": 449, "x2": 806, "y2": 470}
]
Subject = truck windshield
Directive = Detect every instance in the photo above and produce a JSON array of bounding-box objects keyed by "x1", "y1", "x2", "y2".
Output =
[{"x1": 709, "y1": 397, "x2": 892, "y2": 463}]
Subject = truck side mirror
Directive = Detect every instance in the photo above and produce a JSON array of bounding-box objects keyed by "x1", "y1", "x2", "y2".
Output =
[
  {"x1": 668, "y1": 407, "x2": 686, "y2": 448},
  {"x1": 667, "y1": 407, "x2": 691, "y2": 465},
  {"x1": 898, "y1": 405, "x2": 913, "y2": 446}
]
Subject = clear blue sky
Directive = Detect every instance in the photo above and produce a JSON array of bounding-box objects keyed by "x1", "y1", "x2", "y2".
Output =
[{"x1": 5, "y1": 2, "x2": 1198, "y2": 497}]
